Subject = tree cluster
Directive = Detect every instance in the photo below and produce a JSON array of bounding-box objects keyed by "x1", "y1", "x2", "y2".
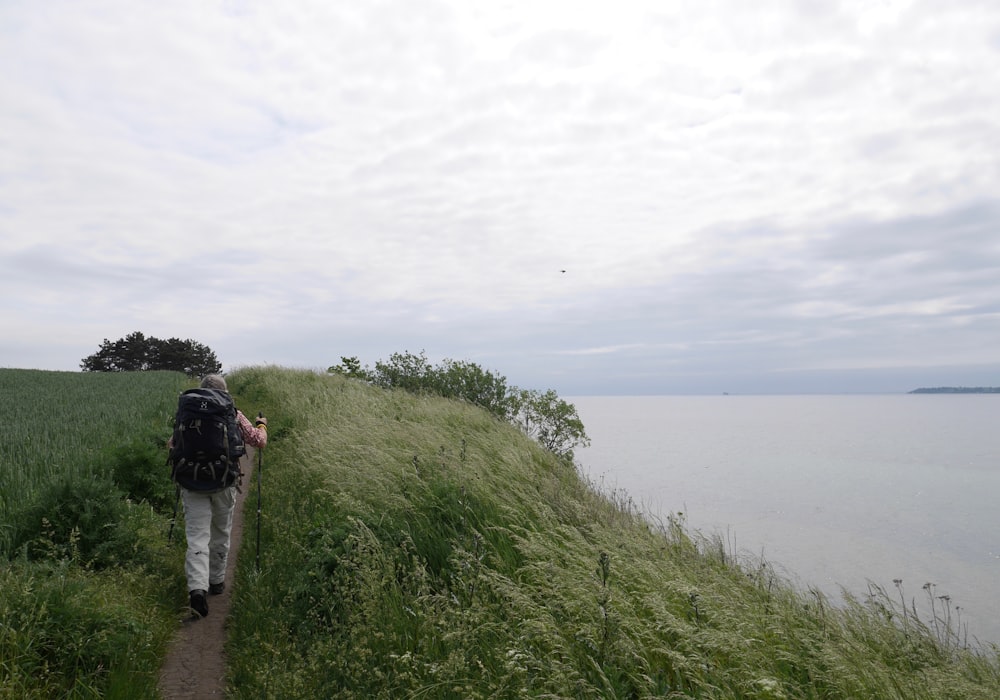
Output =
[
  {"x1": 909, "y1": 386, "x2": 1000, "y2": 394},
  {"x1": 329, "y1": 351, "x2": 590, "y2": 460},
  {"x1": 80, "y1": 331, "x2": 222, "y2": 377}
]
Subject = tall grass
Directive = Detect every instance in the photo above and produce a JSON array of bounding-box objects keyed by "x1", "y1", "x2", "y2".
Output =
[
  {"x1": 225, "y1": 367, "x2": 1000, "y2": 699},
  {"x1": 0, "y1": 369, "x2": 183, "y2": 528},
  {"x1": 3, "y1": 366, "x2": 998, "y2": 698},
  {"x1": 0, "y1": 368, "x2": 190, "y2": 697}
]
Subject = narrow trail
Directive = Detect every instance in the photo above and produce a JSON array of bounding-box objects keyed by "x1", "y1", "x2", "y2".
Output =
[{"x1": 157, "y1": 448, "x2": 258, "y2": 699}]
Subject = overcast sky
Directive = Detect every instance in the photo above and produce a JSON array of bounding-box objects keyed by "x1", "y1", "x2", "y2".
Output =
[{"x1": 2, "y1": 0, "x2": 999, "y2": 394}]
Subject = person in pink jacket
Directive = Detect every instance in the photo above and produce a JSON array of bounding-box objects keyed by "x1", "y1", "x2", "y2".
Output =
[{"x1": 169, "y1": 374, "x2": 267, "y2": 618}]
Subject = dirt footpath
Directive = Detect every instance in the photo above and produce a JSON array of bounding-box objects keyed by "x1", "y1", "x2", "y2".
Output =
[{"x1": 158, "y1": 449, "x2": 258, "y2": 699}]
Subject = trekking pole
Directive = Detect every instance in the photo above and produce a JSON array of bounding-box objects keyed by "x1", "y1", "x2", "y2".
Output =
[
  {"x1": 255, "y1": 412, "x2": 264, "y2": 571},
  {"x1": 167, "y1": 486, "x2": 181, "y2": 543}
]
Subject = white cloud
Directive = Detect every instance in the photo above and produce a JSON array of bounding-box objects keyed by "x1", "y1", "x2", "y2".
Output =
[{"x1": 2, "y1": 0, "x2": 1000, "y2": 391}]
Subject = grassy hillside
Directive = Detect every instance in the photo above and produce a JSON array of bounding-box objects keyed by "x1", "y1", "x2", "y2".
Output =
[
  {"x1": 1, "y1": 366, "x2": 998, "y2": 698},
  {"x1": 223, "y1": 367, "x2": 1000, "y2": 699}
]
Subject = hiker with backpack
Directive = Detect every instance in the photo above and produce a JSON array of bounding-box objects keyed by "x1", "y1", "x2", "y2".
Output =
[{"x1": 167, "y1": 374, "x2": 267, "y2": 618}]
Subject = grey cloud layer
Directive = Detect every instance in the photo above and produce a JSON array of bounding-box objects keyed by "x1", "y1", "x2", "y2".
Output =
[{"x1": 2, "y1": 0, "x2": 999, "y2": 391}]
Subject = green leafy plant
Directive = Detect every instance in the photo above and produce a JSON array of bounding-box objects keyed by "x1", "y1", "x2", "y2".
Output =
[
  {"x1": 508, "y1": 386, "x2": 590, "y2": 461},
  {"x1": 14, "y1": 473, "x2": 138, "y2": 569},
  {"x1": 109, "y1": 440, "x2": 177, "y2": 512}
]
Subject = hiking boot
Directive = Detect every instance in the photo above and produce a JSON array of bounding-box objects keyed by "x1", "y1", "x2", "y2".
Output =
[
  {"x1": 209, "y1": 581, "x2": 225, "y2": 595},
  {"x1": 190, "y1": 589, "x2": 209, "y2": 618}
]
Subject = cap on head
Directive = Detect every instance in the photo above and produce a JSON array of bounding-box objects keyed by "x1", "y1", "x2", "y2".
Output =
[{"x1": 200, "y1": 374, "x2": 228, "y2": 391}]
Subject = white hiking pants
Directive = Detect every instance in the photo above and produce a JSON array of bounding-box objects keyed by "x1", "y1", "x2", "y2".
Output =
[{"x1": 180, "y1": 486, "x2": 236, "y2": 592}]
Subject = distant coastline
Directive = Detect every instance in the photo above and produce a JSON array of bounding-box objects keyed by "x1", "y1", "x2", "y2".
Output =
[{"x1": 909, "y1": 386, "x2": 1000, "y2": 394}]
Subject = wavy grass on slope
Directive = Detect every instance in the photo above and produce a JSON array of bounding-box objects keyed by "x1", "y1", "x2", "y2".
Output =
[{"x1": 224, "y1": 367, "x2": 1000, "y2": 699}]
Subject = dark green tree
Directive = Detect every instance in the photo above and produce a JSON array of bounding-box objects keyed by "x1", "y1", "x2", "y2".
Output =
[
  {"x1": 369, "y1": 350, "x2": 436, "y2": 393},
  {"x1": 433, "y1": 358, "x2": 511, "y2": 420},
  {"x1": 508, "y1": 388, "x2": 590, "y2": 461},
  {"x1": 81, "y1": 332, "x2": 222, "y2": 376},
  {"x1": 149, "y1": 337, "x2": 221, "y2": 376},
  {"x1": 328, "y1": 356, "x2": 369, "y2": 380}
]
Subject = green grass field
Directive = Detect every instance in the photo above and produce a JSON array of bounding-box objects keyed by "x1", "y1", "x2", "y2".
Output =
[
  {"x1": 2, "y1": 366, "x2": 999, "y2": 698},
  {"x1": 0, "y1": 368, "x2": 189, "y2": 698},
  {"x1": 0, "y1": 369, "x2": 185, "y2": 528}
]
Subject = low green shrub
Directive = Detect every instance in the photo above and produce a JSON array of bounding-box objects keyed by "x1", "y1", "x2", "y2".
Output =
[
  {"x1": 109, "y1": 439, "x2": 176, "y2": 512},
  {"x1": 12, "y1": 473, "x2": 136, "y2": 569}
]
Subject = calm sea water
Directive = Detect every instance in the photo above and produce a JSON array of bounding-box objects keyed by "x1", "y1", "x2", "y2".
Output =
[{"x1": 569, "y1": 395, "x2": 1000, "y2": 646}]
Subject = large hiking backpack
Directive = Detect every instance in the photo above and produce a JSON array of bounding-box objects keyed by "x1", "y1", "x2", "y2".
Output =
[{"x1": 169, "y1": 387, "x2": 246, "y2": 490}]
